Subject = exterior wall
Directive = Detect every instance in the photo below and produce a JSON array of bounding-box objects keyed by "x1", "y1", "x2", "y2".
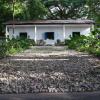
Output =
[
  {"x1": 36, "y1": 25, "x2": 63, "y2": 42},
  {"x1": 65, "y1": 25, "x2": 91, "y2": 39},
  {"x1": 6, "y1": 24, "x2": 93, "y2": 44},
  {"x1": 7, "y1": 25, "x2": 35, "y2": 39}
]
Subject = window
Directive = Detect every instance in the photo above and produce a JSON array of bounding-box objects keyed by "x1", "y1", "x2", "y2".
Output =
[
  {"x1": 72, "y1": 32, "x2": 80, "y2": 37},
  {"x1": 45, "y1": 32, "x2": 54, "y2": 40},
  {"x1": 19, "y1": 32, "x2": 27, "y2": 39}
]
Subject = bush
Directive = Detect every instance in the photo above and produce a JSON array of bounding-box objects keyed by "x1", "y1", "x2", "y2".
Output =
[
  {"x1": 0, "y1": 43, "x2": 7, "y2": 57},
  {"x1": 67, "y1": 35, "x2": 87, "y2": 49},
  {"x1": 0, "y1": 38, "x2": 7, "y2": 57},
  {"x1": 5, "y1": 37, "x2": 35, "y2": 55},
  {"x1": 66, "y1": 29, "x2": 100, "y2": 56}
]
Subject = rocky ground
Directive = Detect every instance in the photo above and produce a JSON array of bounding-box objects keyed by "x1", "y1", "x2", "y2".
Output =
[{"x1": 0, "y1": 46, "x2": 100, "y2": 93}]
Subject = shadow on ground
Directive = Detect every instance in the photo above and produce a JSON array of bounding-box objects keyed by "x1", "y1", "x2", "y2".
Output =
[{"x1": 0, "y1": 92, "x2": 100, "y2": 100}]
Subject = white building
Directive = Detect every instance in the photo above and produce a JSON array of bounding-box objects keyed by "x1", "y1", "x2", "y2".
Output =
[{"x1": 5, "y1": 20, "x2": 94, "y2": 45}]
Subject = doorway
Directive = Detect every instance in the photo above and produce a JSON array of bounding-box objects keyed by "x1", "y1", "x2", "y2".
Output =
[{"x1": 45, "y1": 32, "x2": 54, "y2": 40}]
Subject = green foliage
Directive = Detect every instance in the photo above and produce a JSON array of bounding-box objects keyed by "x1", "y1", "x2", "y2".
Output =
[
  {"x1": 7, "y1": 37, "x2": 35, "y2": 54},
  {"x1": 26, "y1": 0, "x2": 48, "y2": 20},
  {"x1": 44, "y1": 0, "x2": 87, "y2": 19},
  {"x1": 67, "y1": 29, "x2": 100, "y2": 56},
  {"x1": 0, "y1": 38, "x2": 7, "y2": 57},
  {"x1": 67, "y1": 35, "x2": 87, "y2": 49},
  {"x1": 86, "y1": 0, "x2": 100, "y2": 23},
  {"x1": 0, "y1": 37, "x2": 35, "y2": 56},
  {"x1": 0, "y1": 0, "x2": 12, "y2": 33}
]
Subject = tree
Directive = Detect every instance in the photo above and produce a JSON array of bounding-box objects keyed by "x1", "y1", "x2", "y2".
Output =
[
  {"x1": 0, "y1": 0, "x2": 12, "y2": 35},
  {"x1": 26, "y1": 0, "x2": 48, "y2": 20},
  {"x1": 43, "y1": 0, "x2": 87, "y2": 19},
  {"x1": 87, "y1": 0, "x2": 100, "y2": 23}
]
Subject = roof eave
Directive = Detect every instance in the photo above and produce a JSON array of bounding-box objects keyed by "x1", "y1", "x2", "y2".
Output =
[{"x1": 5, "y1": 23, "x2": 94, "y2": 25}]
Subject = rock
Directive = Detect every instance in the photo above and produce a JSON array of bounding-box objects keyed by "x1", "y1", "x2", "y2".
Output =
[{"x1": 0, "y1": 46, "x2": 100, "y2": 93}]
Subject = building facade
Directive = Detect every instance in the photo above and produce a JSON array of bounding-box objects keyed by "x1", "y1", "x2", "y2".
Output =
[{"x1": 5, "y1": 20, "x2": 94, "y2": 45}]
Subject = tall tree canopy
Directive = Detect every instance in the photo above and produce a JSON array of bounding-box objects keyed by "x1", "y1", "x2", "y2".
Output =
[
  {"x1": 87, "y1": 0, "x2": 100, "y2": 23},
  {"x1": 26, "y1": 0, "x2": 48, "y2": 20},
  {"x1": 0, "y1": 0, "x2": 12, "y2": 34},
  {"x1": 43, "y1": 0, "x2": 87, "y2": 19}
]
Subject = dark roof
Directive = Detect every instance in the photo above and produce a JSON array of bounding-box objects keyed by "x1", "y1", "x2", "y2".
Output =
[{"x1": 4, "y1": 20, "x2": 94, "y2": 25}]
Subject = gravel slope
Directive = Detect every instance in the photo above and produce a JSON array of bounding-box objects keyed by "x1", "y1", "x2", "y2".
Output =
[{"x1": 0, "y1": 46, "x2": 100, "y2": 93}]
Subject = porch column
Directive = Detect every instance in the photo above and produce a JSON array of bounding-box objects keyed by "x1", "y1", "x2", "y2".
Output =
[
  {"x1": 6, "y1": 26, "x2": 9, "y2": 38},
  {"x1": 35, "y1": 25, "x2": 37, "y2": 42},
  {"x1": 63, "y1": 25, "x2": 65, "y2": 40},
  {"x1": 5, "y1": 26, "x2": 9, "y2": 41}
]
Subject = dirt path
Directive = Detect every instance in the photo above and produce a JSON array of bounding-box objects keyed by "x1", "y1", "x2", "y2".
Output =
[{"x1": 0, "y1": 46, "x2": 100, "y2": 93}]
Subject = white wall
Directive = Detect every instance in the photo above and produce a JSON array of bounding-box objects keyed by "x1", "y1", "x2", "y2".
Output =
[
  {"x1": 36, "y1": 25, "x2": 63, "y2": 42},
  {"x1": 7, "y1": 25, "x2": 35, "y2": 39},
  {"x1": 6, "y1": 24, "x2": 92, "y2": 44},
  {"x1": 65, "y1": 25, "x2": 91, "y2": 39}
]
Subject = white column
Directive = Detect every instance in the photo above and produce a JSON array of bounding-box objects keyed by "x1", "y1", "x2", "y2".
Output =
[
  {"x1": 63, "y1": 25, "x2": 65, "y2": 40},
  {"x1": 35, "y1": 25, "x2": 37, "y2": 42},
  {"x1": 5, "y1": 26, "x2": 9, "y2": 41},
  {"x1": 6, "y1": 26, "x2": 9, "y2": 38}
]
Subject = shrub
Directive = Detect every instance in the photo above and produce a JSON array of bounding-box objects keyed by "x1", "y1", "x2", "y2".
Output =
[
  {"x1": 5, "y1": 37, "x2": 35, "y2": 55},
  {"x1": 67, "y1": 35, "x2": 87, "y2": 49},
  {"x1": 0, "y1": 43, "x2": 7, "y2": 57},
  {"x1": 7, "y1": 47, "x2": 17, "y2": 54},
  {"x1": 0, "y1": 38, "x2": 7, "y2": 57},
  {"x1": 66, "y1": 29, "x2": 100, "y2": 56}
]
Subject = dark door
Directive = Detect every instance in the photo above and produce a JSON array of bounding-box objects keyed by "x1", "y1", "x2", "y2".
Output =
[{"x1": 45, "y1": 32, "x2": 54, "y2": 40}]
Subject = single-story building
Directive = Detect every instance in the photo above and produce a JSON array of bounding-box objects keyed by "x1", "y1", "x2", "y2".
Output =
[{"x1": 4, "y1": 19, "x2": 94, "y2": 45}]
